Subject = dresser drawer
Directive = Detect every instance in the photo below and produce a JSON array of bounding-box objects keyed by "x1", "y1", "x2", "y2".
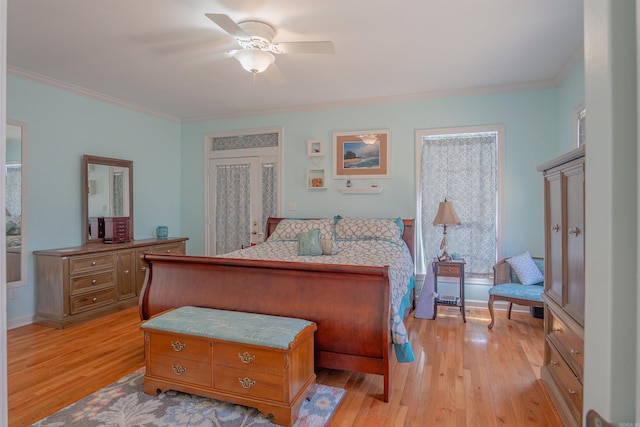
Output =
[
  {"x1": 547, "y1": 341, "x2": 582, "y2": 421},
  {"x1": 215, "y1": 342, "x2": 285, "y2": 376},
  {"x1": 149, "y1": 353, "x2": 211, "y2": 387},
  {"x1": 548, "y1": 309, "x2": 584, "y2": 374},
  {"x1": 146, "y1": 242, "x2": 185, "y2": 255},
  {"x1": 149, "y1": 332, "x2": 211, "y2": 363},
  {"x1": 437, "y1": 264, "x2": 461, "y2": 277},
  {"x1": 69, "y1": 254, "x2": 117, "y2": 275},
  {"x1": 70, "y1": 271, "x2": 117, "y2": 294},
  {"x1": 213, "y1": 365, "x2": 284, "y2": 402},
  {"x1": 70, "y1": 287, "x2": 117, "y2": 314}
]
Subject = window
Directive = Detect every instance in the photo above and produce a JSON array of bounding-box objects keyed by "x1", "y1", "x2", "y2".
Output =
[{"x1": 415, "y1": 125, "x2": 504, "y2": 282}]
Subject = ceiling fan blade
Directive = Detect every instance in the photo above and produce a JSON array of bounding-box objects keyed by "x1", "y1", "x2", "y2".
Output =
[
  {"x1": 205, "y1": 13, "x2": 250, "y2": 39},
  {"x1": 274, "y1": 41, "x2": 335, "y2": 54},
  {"x1": 264, "y1": 63, "x2": 286, "y2": 86}
]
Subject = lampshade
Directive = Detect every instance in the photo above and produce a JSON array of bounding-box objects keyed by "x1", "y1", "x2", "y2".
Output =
[
  {"x1": 432, "y1": 200, "x2": 461, "y2": 226},
  {"x1": 234, "y1": 48, "x2": 275, "y2": 74},
  {"x1": 359, "y1": 134, "x2": 379, "y2": 145}
]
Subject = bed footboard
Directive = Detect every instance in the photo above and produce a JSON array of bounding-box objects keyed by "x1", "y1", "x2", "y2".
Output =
[{"x1": 139, "y1": 253, "x2": 393, "y2": 401}]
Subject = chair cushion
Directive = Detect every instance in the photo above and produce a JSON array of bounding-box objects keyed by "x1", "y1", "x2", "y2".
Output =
[
  {"x1": 488, "y1": 283, "x2": 544, "y2": 302},
  {"x1": 507, "y1": 252, "x2": 544, "y2": 285}
]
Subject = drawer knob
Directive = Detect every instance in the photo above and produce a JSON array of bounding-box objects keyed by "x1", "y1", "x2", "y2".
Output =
[
  {"x1": 141, "y1": 266, "x2": 146, "y2": 271},
  {"x1": 550, "y1": 360, "x2": 559, "y2": 366},
  {"x1": 238, "y1": 352, "x2": 256, "y2": 364},
  {"x1": 124, "y1": 269, "x2": 129, "y2": 275},
  {"x1": 568, "y1": 389, "x2": 577, "y2": 395},
  {"x1": 552, "y1": 327, "x2": 562, "y2": 333},
  {"x1": 166, "y1": 250, "x2": 171, "y2": 253},
  {"x1": 171, "y1": 341, "x2": 186, "y2": 352},
  {"x1": 91, "y1": 261, "x2": 97, "y2": 266},
  {"x1": 92, "y1": 297, "x2": 97, "y2": 302},
  {"x1": 92, "y1": 279, "x2": 97, "y2": 284},
  {"x1": 446, "y1": 268, "x2": 453, "y2": 272},
  {"x1": 172, "y1": 364, "x2": 187, "y2": 376},
  {"x1": 238, "y1": 377, "x2": 256, "y2": 389},
  {"x1": 570, "y1": 348, "x2": 580, "y2": 355}
]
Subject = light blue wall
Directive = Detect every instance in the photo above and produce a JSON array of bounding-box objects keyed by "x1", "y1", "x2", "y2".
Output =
[
  {"x1": 5, "y1": 59, "x2": 585, "y2": 322},
  {"x1": 181, "y1": 89, "x2": 562, "y2": 259},
  {"x1": 6, "y1": 75, "x2": 182, "y2": 322}
]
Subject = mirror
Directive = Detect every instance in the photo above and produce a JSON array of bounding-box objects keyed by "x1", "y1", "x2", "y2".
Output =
[
  {"x1": 6, "y1": 120, "x2": 27, "y2": 285},
  {"x1": 82, "y1": 155, "x2": 133, "y2": 244}
]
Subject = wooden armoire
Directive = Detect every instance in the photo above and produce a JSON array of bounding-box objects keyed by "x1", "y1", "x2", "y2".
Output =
[{"x1": 537, "y1": 146, "x2": 585, "y2": 427}]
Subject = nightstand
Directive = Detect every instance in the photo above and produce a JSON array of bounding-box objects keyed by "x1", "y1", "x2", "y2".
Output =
[{"x1": 432, "y1": 259, "x2": 466, "y2": 322}]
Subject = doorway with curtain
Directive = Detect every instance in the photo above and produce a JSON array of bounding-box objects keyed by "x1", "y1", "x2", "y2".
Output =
[{"x1": 205, "y1": 129, "x2": 281, "y2": 256}]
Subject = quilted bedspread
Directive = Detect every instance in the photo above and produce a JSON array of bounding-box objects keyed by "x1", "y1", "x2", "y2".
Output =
[{"x1": 217, "y1": 239, "x2": 415, "y2": 363}]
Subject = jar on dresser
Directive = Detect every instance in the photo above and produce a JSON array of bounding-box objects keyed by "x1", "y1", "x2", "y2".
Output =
[{"x1": 33, "y1": 237, "x2": 188, "y2": 328}]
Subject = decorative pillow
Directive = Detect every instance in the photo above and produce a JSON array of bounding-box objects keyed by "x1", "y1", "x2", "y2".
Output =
[
  {"x1": 507, "y1": 252, "x2": 544, "y2": 285},
  {"x1": 334, "y1": 217, "x2": 404, "y2": 242},
  {"x1": 269, "y1": 219, "x2": 334, "y2": 241},
  {"x1": 269, "y1": 219, "x2": 336, "y2": 255},
  {"x1": 297, "y1": 229, "x2": 323, "y2": 256}
]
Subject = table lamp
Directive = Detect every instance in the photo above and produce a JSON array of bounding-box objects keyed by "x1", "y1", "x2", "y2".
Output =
[{"x1": 432, "y1": 198, "x2": 461, "y2": 260}]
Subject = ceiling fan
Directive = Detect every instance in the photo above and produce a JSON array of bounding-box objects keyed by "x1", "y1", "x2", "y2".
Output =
[{"x1": 205, "y1": 13, "x2": 335, "y2": 82}]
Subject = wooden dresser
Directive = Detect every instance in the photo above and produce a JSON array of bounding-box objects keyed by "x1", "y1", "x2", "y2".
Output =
[
  {"x1": 537, "y1": 146, "x2": 585, "y2": 427},
  {"x1": 33, "y1": 237, "x2": 188, "y2": 328}
]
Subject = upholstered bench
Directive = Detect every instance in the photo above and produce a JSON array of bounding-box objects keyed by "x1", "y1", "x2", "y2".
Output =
[
  {"x1": 487, "y1": 255, "x2": 544, "y2": 329},
  {"x1": 141, "y1": 306, "x2": 317, "y2": 427}
]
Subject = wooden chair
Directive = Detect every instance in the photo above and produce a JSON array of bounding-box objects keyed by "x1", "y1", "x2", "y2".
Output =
[{"x1": 487, "y1": 257, "x2": 544, "y2": 329}]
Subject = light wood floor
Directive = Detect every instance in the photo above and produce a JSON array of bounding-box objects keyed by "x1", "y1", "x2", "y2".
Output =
[{"x1": 8, "y1": 306, "x2": 562, "y2": 426}]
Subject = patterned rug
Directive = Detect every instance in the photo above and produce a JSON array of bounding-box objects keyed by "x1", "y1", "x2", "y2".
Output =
[{"x1": 31, "y1": 368, "x2": 345, "y2": 427}]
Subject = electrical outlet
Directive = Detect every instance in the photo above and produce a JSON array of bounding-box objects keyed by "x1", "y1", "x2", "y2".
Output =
[
  {"x1": 288, "y1": 201, "x2": 297, "y2": 211},
  {"x1": 8, "y1": 289, "x2": 17, "y2": 300}
]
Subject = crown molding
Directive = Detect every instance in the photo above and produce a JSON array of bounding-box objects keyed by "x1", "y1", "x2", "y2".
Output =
[
  {"x1": 7, "y1": 66, "x2": 181, "y2": 123},
  {"x1": 554, "y1": 45, "x2": 585, "y2": 86},
  {"x1": 182, "y1": 79, "x2": 559, "y2": 123},
  {"x1": 9, "y1": 65, "x2": 566, "y2": 125}
]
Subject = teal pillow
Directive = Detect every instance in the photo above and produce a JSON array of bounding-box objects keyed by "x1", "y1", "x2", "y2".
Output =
[{"x1": 297, "y1": 229, "x2": 322, "y2": 256}]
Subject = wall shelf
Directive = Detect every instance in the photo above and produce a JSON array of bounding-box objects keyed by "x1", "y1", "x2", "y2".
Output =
[
  {"x1": 338, "y1": 187, "x2": 384, "y2": 194},
  {"x1": 307, "y1": 169, "x2": 326, "y2": 190}
]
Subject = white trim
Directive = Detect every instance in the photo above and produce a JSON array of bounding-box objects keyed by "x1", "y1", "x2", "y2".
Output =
[
  {"x1": 414, "y1": 124, "x2": 506, "y2": 274},
  {"x1": 1, "y1": 0, "x2": 9, "y2": 423},
  {"x1": 8, "y1": 66, "x2": 181, "y2": 123},
  {"x1": 203, "y1": 127, "x2": 283, "y2": 256},
  {"x1": 572, "y1": 100, "x2": 586, "y2": 148},
  {"x1": 182, "y1": 80, "x2": 559, "y2": 123},
  {"x1": 6, "y1": 314, "x2": 33, "y2": 330}
]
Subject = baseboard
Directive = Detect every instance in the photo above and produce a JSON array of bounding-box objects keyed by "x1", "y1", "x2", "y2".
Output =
[{"x1": 7, "y1": 314, "x2": 34, "y2": 330}]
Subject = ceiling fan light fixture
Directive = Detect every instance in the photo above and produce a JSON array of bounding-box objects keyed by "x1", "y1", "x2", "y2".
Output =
[
  {"x1": 359, "y1": 134, "x2": 379, "y2": 144},
  {"x1": 234, "y1": 48, "x2": 275, "y2": 74}
]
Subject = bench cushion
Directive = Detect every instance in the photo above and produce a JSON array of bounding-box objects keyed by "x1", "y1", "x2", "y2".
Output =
[
  {"x1": 488, "y1": 283, "x2": 544, "y2": 302},
  {"x1": 141, "y1": 306, "x2": 314, "y2": 350}
]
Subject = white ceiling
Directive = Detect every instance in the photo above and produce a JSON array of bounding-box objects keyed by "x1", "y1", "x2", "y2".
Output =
[{"x1": 7, "y1": 0, "x2": 584, "y2": 122}]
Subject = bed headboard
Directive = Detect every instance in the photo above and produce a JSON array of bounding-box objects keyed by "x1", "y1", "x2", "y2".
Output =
[{"x1": 264, "y1": 217, "x2": 415, "y2": 261}]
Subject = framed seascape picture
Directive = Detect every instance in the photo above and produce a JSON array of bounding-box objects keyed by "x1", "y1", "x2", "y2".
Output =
[{"x1": 333, "y1": 130, "x2": 390, "y2": 179}]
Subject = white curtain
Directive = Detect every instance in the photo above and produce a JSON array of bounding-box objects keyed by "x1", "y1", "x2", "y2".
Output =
[
  {"x1": 215, "y1": 163, "x2": 251, "y2": 254},
  {"x1": 5, "y1": 164, "x2": 21, "y2": 217},
  {"x1": 420, "y1": 132, "x2": 497, "y2": 277}
]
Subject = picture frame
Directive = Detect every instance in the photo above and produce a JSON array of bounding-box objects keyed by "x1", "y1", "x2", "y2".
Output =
[
  {"x1": 573, "y1": 102, "x2": 586, "y2": 148},
  {"x1": 307, "y1": 139, "x2": 324, "y2": 157},
  {"x1": 333, "y1": 130, "x2": 390, "y2": 179}
]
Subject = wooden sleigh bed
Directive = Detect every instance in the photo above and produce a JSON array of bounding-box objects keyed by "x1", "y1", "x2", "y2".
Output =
[{"x1": 139, "y1": 217, "x2": 415, "y2": 402}]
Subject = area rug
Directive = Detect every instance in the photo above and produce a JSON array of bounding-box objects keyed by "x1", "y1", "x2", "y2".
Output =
[{"x1": 31, "y1": 368, "x2": 345, "y2": 427}]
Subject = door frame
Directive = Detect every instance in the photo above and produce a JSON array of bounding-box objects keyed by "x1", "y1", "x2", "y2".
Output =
[{"x1": 203, "y1": 127, "x2": 283, "y2": 256}]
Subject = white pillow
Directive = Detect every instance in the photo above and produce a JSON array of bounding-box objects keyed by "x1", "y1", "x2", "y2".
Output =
[{"x1": 506, "y1": 252, "x2": 544, "y2": 286}]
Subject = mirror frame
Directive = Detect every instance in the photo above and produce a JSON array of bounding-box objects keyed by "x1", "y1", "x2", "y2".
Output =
[
  {"x1": 6, "y1": 120, "x2": 28, "y2": 286},
  {"x1": 82, "y1": 155, "x2": 134, "y2": 245}
]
